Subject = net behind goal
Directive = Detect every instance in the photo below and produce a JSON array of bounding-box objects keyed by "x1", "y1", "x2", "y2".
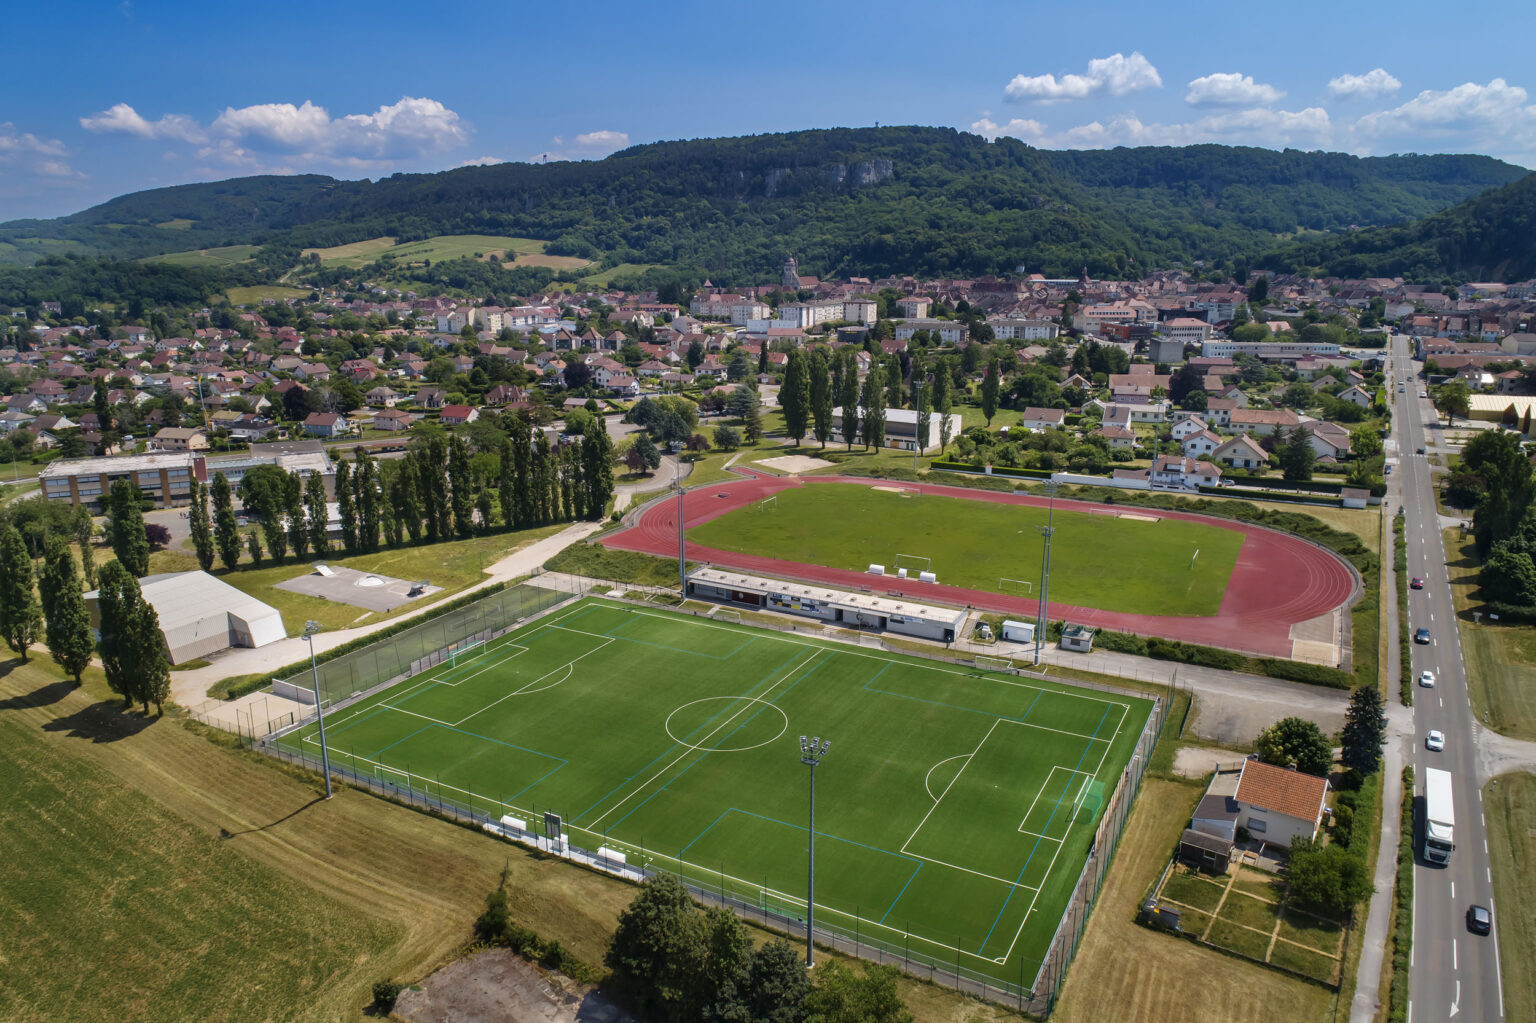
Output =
[
  {"x1": 974, "y1": 655, "x2": 1015, "y2": 673},
  {"x1": 714, "y1": 608, "x2": 743, "y2": 624}
]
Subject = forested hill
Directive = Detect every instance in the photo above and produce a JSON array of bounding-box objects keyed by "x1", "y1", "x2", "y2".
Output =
[
  {"x1": 0, "y1": 127, "x2": 1525, "y2": 281},
  {"x1": 1260, "y1": 170, "x2": 1536, "y2": 282}
]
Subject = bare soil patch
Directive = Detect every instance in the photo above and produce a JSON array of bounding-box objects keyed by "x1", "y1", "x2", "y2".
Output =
[{"x1": 394, "y1": 948, "x2": 632, "y2": 1023}]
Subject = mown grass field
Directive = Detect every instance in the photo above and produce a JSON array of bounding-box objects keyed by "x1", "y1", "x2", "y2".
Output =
[
  {"x1": 149, "y1": 523, "x2": 567, "y2": 635},
  {"x1": 144, "y1": 244, "x2": 260, "y2": 268},
  {"x1": 1485, "y1": 772, "x2": 1536, "y2": 1023},
  {"x1": 301, "y1": 234, "x2": 570, "y2": 270},
  {"x1": 221, "y1": 285, "x2": 311, "y2": 305},
  {"x1": 276, "y1": 598, "x2": 1151, "y2": 987},
  {"x1": 1443, "y1": 532, "x2": 1536, "y2": 739},
  {"x1": 0, "y1": 655, "x2": 640, "y2": 1023},
  {"x1": 687, "y1": 483, "x2": 1244, "y2": 617},
  {"x1": 579, "y1": 262, "x2": 664, "y2": 287}
]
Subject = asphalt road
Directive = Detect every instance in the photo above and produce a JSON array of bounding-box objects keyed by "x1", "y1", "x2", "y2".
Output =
[{"x1": 1394, "y1": 335, "x2": 1505, "y2": 1020}]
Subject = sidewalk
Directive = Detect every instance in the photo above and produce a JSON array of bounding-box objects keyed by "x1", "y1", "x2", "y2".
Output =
[{"x1": 171, "y1": 520, "x2": 602, "y2": 706}]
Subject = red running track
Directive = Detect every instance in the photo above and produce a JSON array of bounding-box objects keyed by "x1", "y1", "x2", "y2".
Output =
[{"x1": 602, "y1": 470, "x2": 1359, "y2": 658}]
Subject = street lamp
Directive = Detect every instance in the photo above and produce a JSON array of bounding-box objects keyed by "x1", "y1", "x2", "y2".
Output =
[
  {"x1": 303, "y1": 619, "x2": 333, "y2": 799},
  {"x1": 674, "y1": 460, "x2": 686, "y2": 600},
  {"x1": 1033, "y1": 482, "x2": 1059, "y2": 666},
  {"x1": 799, "y1": 734, "x2": 831, "y2": 968}
]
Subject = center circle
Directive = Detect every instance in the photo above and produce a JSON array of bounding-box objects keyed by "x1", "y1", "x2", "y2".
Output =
[{"x1": 665, "y1": 696, "x2": 790, "y2": 753}]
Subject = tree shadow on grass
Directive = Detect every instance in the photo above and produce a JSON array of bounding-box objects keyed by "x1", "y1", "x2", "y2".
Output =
[
  {"x1": 0, "y1": 677, "x2": 77, "y2": 712},
  {"x1": 41, "y1": 701, "x2": 157, "y2": 743}
]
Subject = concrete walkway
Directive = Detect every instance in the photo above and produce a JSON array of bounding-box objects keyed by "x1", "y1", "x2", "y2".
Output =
[
  {"x1": 171, "y1": 520, "x2": 603, "y2": 706},
  {"x1": 611, "y1": 454, "x2": 684, "y2": 514}
]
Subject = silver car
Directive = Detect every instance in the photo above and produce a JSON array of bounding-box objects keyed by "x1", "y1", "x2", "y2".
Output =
[{"x1": 1426, "y1": 730, "x2": 1445, "y2": 751}]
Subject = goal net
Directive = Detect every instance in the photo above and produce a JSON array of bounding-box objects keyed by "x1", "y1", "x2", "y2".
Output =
[
  {"x1": 894, "y1": 553, "x2": 931, "y2": 575},
  {"x1": 999, "y1": 577, "x2": 1033, "y2": 596},
  {"x1": 974, "y1": 655, "x2": 1014, "y2": 673},
  {"x1": 757, "y1": 495, "x2": 778, "y2": 512},
  {"x1": 1072, "y1": 778, "x2": 1105, "y2": 819},
  {"x1": 714, "y1": 608, "x2": 743, "y2": 624},
  {"x1": 448, "y1": 638, "x2": 485, "y2": 668}
]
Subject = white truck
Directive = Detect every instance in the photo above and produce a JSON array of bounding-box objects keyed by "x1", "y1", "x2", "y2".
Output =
[{"x1": 1424, "y1": 767, "x2": 1456, "y2": 865}]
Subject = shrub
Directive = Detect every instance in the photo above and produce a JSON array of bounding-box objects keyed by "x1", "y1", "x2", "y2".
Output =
[
  {"x1": 371, "y1": 980, "x2": 404, "y2": 1013},
  {"x1": 1257, "y1": 658, "x2": 1354, "y2": 689}
]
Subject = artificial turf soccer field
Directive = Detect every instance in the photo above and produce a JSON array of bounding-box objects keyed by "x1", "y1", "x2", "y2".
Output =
[
  {"x1": 685, "y1": 483, "x2": 1245, "y2": 617},
  {"x1": 275, "y1": 598, "x2": 1152, "y2": 985}
]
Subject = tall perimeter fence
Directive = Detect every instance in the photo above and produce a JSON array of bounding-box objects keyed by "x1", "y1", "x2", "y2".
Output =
[{"x1": 219, "y1": 577, "x2": 1169, "y2": 1016}]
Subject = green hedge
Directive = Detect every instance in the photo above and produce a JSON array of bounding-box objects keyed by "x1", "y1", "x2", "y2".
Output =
[
  {"x1": 928, "y1": 459, "x2": 1056, "y2": 480},
  {"x1": 1256, "y1": 658, "x2": 1355, "y2": 689},
  {"x1": 1198, "y1": 484, "x2": 1344, "y2": 507},
  {"x1": 1388, "y1": 766, "x2": 1414, "y2": 1021},
  {"x1": 1145, "y1": 637, "x2": 1247, "y2": 670},
  {"x1": 215, "y1": 581, "x2": 511, "y2": 701},
  {"x1": 1395, "y1": 516, "x2": 1412, "y2": 706}
]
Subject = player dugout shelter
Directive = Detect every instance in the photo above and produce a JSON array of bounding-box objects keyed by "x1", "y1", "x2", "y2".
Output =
[
  {"x1": 86, "y1": 569, "x2": 287, "y2": 664},
  {"x1": 687, "y1": 567, "x2": 967, "y2": 642}
]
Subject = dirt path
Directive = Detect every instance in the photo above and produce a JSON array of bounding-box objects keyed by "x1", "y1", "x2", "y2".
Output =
[{"x1": 394, "y1": 949, "x2": 633, "y2": 1023}]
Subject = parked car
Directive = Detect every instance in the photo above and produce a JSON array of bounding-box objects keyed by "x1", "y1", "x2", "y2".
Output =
[
  {"x1": 1426, "y1": 729, "x2": 1445, "y2": 751},
  {"x1": 1415, "y1": 628, "x2": 1432, "y2": 644},
  {"x1": 1420, "y1": 669, "x2": 1436, "y2": 686},
  {"x1": 1467, "y1": 905, "x2": 1492, "y2": 935},
  {"x1": 1416, "y1": 447, "x2": 1426, "y2": 454},
  {"x1": 1411, "y1": 577, "x2": 1424, "y2": 589}
]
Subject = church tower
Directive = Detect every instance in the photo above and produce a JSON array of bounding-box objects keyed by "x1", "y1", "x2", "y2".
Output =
[{"x1": 782, "y1": 254, "x2": 800, "y2": 291}]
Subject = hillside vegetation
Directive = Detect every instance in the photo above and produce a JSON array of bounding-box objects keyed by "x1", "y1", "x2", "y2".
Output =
[{"x1": 0, "y1": 127, "x2": 1523, "y2": 282}]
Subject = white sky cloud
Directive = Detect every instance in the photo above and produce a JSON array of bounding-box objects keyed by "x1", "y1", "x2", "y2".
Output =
[
  {"x1": 1004, "y1": 52, "x2": 1162, "y2": 103},
  {"x1": 211, "y1": 96, "x2": 468, "y2": 159},
  {"x1": 0, "y1": 122, "x2": 82, "y2": 182},
  {"x1": 537, "y1": 130, "x2": 631, "y2": 162},
  {"x1": 1184, "y1": 72, "x2": 1285, "y2": 106},
  {"x1": 975, "y1": 107, "x2": 1332, "y2": 150},
  {"x1": 460, "y1": 155, "x2": 504, "y2": 167},
  {"x1": 80, "y1": 102, "x2": 206, "y2": 142},
  {"x1": 1327, "y1": 68, "x2": 1401, "y2": 99},
  {"x1": 1356, "y1": 78, "x2": 1533, "y2": 135},
  {"x1": 0, "y1": 123, "x2": 68, "y2": 158}
]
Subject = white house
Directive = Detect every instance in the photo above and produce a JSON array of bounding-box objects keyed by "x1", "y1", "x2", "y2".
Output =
[
  {"x1": 1337, "y1": 385, "x2": 1373, "y2": 408},
  {"x1": 1232, "y1": 757, "x2": 1330, "y2": 847},
  {"x1": 1018, "y1": 407, "x2": 1066, "y2": 432},
  {"x1": 1151, "y1": 455, "x2": 1223, "y2": 490},
  {"x1": 1169, "y1": 415, "x2": 1210, "y2": 442},
  {"x1": 1213, "y1": 434, "x2": 1268, "y2": 469},
  {"x1": 1180, "y1": 428, "x2": 1222, "y2": 459},
  {"x1": 1304, "y1": 421, "x2": 1353, "y2": 460}
]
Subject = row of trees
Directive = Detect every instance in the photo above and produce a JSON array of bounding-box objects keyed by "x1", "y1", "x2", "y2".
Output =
[
  {"x1": 776, "y1": 347, "x2": 957, "y2": 453},
  {"x1": 602, "y1": 873, "x2": 911, "y2": 1023},
  {"x1": 177, "y1": 414, "x2": 616, "y2": 574}
]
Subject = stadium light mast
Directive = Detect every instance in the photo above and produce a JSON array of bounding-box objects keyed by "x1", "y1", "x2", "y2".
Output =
[
  {"x1": 303, "y1": 620, "x2": 333, "y2": 799},
  {"x1": 799, "y1": 735, "x2": 831, "y2": 968},
  {"x1": 912, "y1": 376, "x2": 921, "y2": 472},
  {"x1": 675, "y1": 460, "x2": 686, "y2": 599},
  {"x1": 1033, "y1": 482, "x2": 1059, "y2": 666}
]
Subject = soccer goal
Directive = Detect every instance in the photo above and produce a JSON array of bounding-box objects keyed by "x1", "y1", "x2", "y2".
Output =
[
  {"x1": 713, "y1": 608, "x2": 743, "y2": 624},
  {"x1": 894, "y1": 553, "x2": 931, "y2": 576},
  {"x1": 448, "y1": 638, "x2": 485, "y2": 668},
  {"x1": 757, "y1": 495, "x2": 778, "y2": 512},
  {"x1": 998, "y1": 576, "x2": 1034, "y2": 596},
  {"x1": 974, "y1": 654, "x2": 1015, "y2": 673}
]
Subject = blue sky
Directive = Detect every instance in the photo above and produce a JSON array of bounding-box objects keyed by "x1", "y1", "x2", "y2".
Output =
[{"x1": 3, "y1": 0, "x2": 1534, "y2": 221}]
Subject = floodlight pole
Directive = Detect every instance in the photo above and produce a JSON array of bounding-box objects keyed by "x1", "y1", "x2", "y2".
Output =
[
  {"x1": 675, "y1": 461, "x2": 686, "y2": 600},
  {"x1": 304, "y1": 620, "x2": 333, "y2": 799},
  {"x1": 1033, "y1": 483, "x2": 1059, "y2": 666},
  {"x1": 912, "y1": 376, "x2": 921, "y2": 472},
  {"x1": 799, "y1": 735, "x2": 831, "y2": 968}
]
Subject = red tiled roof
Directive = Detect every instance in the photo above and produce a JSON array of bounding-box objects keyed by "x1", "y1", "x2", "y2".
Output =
[{"x1": 1235, "y1": 758, "x2": 1328, "y2": 823}]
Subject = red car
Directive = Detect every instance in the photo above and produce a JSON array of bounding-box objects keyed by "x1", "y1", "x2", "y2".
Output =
[{"x1": 1410, "y1": 577, "x2": 1424, "y2": 589}]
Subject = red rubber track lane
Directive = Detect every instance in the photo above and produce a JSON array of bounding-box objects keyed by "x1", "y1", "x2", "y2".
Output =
[{"x1": 602, "y1": 470, "x2": 1358, "y2": 658}]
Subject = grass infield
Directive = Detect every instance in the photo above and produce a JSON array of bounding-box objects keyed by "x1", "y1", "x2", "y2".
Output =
[
  {"x1": 275, "y1": 598, "x2": 1151, "y2": 986},
  {"x1": 686, "y1": 484, "x2": 1244, "y2": 617}
]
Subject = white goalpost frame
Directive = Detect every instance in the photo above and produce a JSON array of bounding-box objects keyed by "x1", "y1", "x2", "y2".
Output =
[
  {"x1": 714, "y1": 608, "x2": 743, "y2": 624},
  {"x1": 973, "y1": 654, "x2": 1013, "y2": 673},
  {"x1": 449, "y1": 638, "x2": 485, "y2": 669},
  {"x1": 757, "y1": 495, "x2": 778, "y2": 512},
  {"x1": 893, "y1": 553, "x2": 931, "y2": 574},
  {"x1": 998, "y1": 576, "x2": 1034, "y2": 595}
]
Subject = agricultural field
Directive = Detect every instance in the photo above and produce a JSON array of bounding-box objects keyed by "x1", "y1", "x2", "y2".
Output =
[
  {"x1": 687, "y1": 483, "x2": 1244, "y2": 617},
  {"x1": 300, "y1": 234, "x2": 583, "y2": 271},
  {"x1": 144, "y1": 244, "x2": 259, "y2": 268},
  {"x1": 275, "y1": 598, "x2": 1153, "y2": 989},
  {"x1": 221, "y1": 285, "x2": 311, "y2": 305}
]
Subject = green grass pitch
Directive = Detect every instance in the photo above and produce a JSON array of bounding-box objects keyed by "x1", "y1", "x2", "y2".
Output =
[
  {"x1": 274, "y1": 599, "x2": 1153, "y2": 986},
  {"x1": 686, "y1": 483, "x2": 1245, "y2": 617}
]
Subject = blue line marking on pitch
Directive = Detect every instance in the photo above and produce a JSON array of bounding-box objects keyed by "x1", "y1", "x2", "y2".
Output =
[
  {"x1": 863, "y1": 681, "x2": 1101, "y2": 730},
  {"x1": 682, "y1": 808, "x2": 922, "y2": 868},
  {"x1": 880, "y1": 862, "x2": 924, "y2": 924},
  {"x1": 975, "y1": 704, "x2": 1112, "y2": 955},
  {"x1": 599, "y1": 615, "x2": 758, "y2": 661}
]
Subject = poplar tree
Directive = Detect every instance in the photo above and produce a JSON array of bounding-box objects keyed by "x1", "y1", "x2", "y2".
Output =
[
  {"x1": 356, "y1": 448, "x2": 381, "y2": 553},
  {"x1": 336, "y1": 459, "x2": 357, "y2": 553},
  {"x1": 379, "y1": 460, "x2": 402, "y2": 547},
  {"x1": 212, "y1": 471, "x2": 241, "y2": 570},
  {"x1": 860, "y1": 363, "x2": 885, "y2": 450},
  {"x1": 75, "y1": 513, "x2": 97, "y2": 590},
  {"x1": 510, "y1": 412, "x2": 535, "y2": 528},
  {"x1": 245, "y1": 531, "x2": 264, "y2": 568},
  {"x1": 533, "y1": 432, "x2": 553, "y2": 524},
  {"x1": 781, "y1": 350, "x2": 810, "y2": 445},
  {"x1": 498, "y1": 436, "x2": 515, "y2": 531},
  {"x1": 285, "y1": 469, "x2": 310, "y2": 561},
  {"x1": 582, "y1": 418, "x2": 615, "y2": 519},
  {"x1": 393, "y1": 462, "x2": 421, "y2": 543},
  {"x1": 107, "y1": 478, "x2": 150, "y2": 577},
  {"x1": 449, "y1": 434, "x2": 474, "y2": 539},
  {"x1": 932, "y1": 357, "x2": 954, "y2": 454},
  {"x1": 884, "y1": 352, "x2": 904, "y2": 409},
  {"x1": 95, "y1": 561, "x2": 134, "y2": 706},
  {"x1": 981, "y1": 357, "x2": 1000, "y2": 426},
  {"x1": 42, "y1": 538, "x2": 93, "y2": 683},
  {"x1": 916, "y1": 363, "x2": 933, "y2": 452},
  {"x1": 0, "y1": 523, "x2": 42, "y2": 661},
  {"x1": 305, "y1": 470, "x2": 329, "y2": 557},
  {"x1": 429, "y1": 435, "x2": 453, "y2": 540},
  {"x1": 839, "y1": 349, "x2": 861, "y2": 450},
  {"x1": 810, "y1": 349, "x2": 833, "y2": 449},
  {"x1": 188, "y1": 478, "x2": 215, "y2": 571}
]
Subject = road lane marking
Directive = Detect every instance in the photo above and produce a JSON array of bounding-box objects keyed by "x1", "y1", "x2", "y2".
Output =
[
  {"x1": 1450, "y1": 979, "x2": 1460, "y2": 1017},
  {"x1": 1452, "y1": 938, "x2": 1457, "y2": 970},
  {"x1": 1451, "y1": 882, "x2": 1455, "y2": 899}
]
